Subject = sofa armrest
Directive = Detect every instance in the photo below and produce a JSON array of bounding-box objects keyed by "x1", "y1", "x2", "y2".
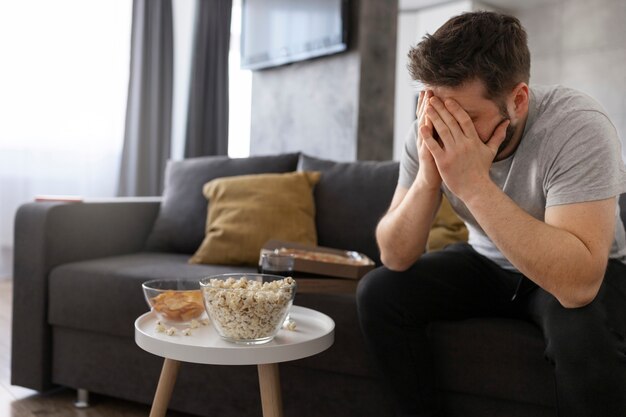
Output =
[{"x1": 11, "y1": 198, "x2": 161, "y2": 391}]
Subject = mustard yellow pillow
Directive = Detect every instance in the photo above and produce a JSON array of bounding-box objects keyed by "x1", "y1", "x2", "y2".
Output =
[
  {"x1": 189, "y1": 171, "x2": 321, "y2": 265},
  {"x1": 427, "y1": 195, "x2": 468, "y2": 252}
]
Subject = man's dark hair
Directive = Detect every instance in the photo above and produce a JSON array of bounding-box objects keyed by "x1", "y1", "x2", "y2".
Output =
[{"x1": 407, "y1": 11, "x2": 530, "y2": 100}]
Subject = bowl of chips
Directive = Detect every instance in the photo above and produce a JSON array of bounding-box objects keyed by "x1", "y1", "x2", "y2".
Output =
[{"x1": 142, "y1": 279, "x2": 206, "y2": 325}]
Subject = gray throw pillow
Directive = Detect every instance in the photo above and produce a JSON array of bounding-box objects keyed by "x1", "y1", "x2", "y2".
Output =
[
  {"x1": 298, "y1": 154, "x2": 399, "y2": 265},
  {"x1": 146, "y1": 153, "x2": 300, "y2": 254}
]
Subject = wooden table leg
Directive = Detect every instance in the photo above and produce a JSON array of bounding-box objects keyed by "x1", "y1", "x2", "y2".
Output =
[
  {"x1": 149, "y1": 358, "x2": 181, "y2": 417},
  {"x1": 257, "y1": 363, "x2": 283, "y2": 417}
]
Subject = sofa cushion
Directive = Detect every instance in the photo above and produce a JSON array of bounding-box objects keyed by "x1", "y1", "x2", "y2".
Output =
[
  {"x1": 190, "y1": 171, "x2": 321, "y2": 266},
  {"x1": 145, "y1": 153, "x2": 300, "y2": 254},
  {"x1": 47, "y1": 254, "x2": 374, "y2": 380},
  {"x1": 48, "y1": 253, "x2": 256, "y2": 338},
  {"x1": 427, "y1": 195, "x2": 468, "y2": 252},
  {"x1": 298, "y1": 154, "x2": 399, "y2": 265}
]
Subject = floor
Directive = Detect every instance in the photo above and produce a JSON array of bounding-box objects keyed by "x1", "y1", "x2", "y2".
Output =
[{"x1": 0, "y1": 279, "x2": 193, "y2": 417}]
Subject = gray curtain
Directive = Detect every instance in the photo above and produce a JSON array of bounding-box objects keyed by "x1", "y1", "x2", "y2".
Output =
[
  {"x1": 184, "y1": 0, "x2": 232, "y2": 158},
  {"x1": 118, "y1": 0, "x2": 174, "y2": 196}
]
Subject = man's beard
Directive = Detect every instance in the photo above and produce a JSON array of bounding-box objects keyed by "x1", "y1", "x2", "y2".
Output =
[
  {"x1": 495, "y1": 100, "x2": 517, "y2": 159},
  {"x1": 496, "y1": 120, "x2": 516, "y2": 157}
]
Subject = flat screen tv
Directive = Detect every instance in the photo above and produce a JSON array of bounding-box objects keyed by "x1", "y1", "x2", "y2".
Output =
[{"x1": 240, "y1": 0, "x2": 349, "y2": 70}]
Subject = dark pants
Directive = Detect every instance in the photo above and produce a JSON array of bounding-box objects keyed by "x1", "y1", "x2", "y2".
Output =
[{"x1": 356, "y1": 243, "x2": 626, "y2": 417}]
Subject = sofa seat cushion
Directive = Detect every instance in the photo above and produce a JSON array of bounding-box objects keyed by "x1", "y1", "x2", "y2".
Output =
[
  {"x1": 48, "y1": 252, "x2": 256, "y2": 338},
  {"x1": 429, "y1": 318, "x2": 554, "y2": 408},
  {"x1": 47, "y1": 254, "x2": 374, "y2": 379}
]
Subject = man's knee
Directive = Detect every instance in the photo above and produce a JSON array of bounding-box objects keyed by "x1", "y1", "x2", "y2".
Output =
[
  {"x1": 356, "y1": 266, "x2": 400, "y2": 315},
  {"x1": 540, "y1": 296, "x2": 611, "y2": 364}
]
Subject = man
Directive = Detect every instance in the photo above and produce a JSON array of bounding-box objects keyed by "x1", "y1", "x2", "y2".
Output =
[{"x1": 357, "y1": 11, "x2": 626, "y2": 417}]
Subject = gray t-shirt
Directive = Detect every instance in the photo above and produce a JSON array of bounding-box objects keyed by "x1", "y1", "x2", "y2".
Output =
[{"x1": 399, "y1": 85, "x2": 626, "y2": 271}]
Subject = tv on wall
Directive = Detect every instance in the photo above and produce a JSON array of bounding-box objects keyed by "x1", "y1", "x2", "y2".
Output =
[{"x1": 240, "y1": 0, "x2": 349, "y2": 70}]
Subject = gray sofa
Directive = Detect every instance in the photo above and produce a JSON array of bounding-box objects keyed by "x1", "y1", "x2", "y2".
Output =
[
  {"x1": 11, "y1": 153, "x2": 397, "y2": 417},
  {"x1": 12, "y1": 152, "x2": 622, "y2": 416}
]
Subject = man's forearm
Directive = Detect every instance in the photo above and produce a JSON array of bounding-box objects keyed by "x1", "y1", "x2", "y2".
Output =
[
  {"x1": 376, "y1": 182, "x2": 442, "y2": 271},
  {"x1": 463, "y1": 181, "x2": 608, "y2": 307}
]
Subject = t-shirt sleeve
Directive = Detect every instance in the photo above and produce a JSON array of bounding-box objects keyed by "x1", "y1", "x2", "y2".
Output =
[
  {"x1": 398, "y1": 120, "x2": 420, "y2": 189},
  {"x1": 544, "y1": 110, "x2": 626, "y2": 207}
]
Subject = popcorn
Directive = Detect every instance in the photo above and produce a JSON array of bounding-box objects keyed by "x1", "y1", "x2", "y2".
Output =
[
  {"x1": 182, "y1": 328, "x2": 192, "y2": 336},
  {"x1": 284, "y1": 320, "x2": 297, "y2": 331},
  {"x1": 155, "y1": 321, "x2": 167, "y2": 333},
  {"x1": 166, "y1": 327, "x2": 176, "y2": 336},
  {"x1": 202, "y1": 277, "x2": 295, "y2": 341}
]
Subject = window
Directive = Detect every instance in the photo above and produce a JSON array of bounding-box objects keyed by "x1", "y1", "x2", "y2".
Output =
[
  {"x1": 0, "y1": 0, "x2": 132, "y2": 277},
  {"x1": 228, "y1": 0, "x2": 252, "y2": 158}
]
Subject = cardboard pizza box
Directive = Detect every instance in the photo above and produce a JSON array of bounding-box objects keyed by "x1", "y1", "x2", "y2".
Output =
[{"x1": 261, "y1": 240, "x2": 376, "y2": 280}]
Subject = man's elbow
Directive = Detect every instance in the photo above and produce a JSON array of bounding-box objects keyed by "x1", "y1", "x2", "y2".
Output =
[
  {"x1": 556, "y1": 276, "x2": 603, "y2": 309},
  {"x1": 380, "y1": 251, "x2": 418, "y2": 272}
]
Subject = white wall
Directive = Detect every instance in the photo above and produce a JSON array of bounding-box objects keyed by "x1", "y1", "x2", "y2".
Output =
[{"x1": 514, "y1": 0, "x2": 626, "y2": 160}]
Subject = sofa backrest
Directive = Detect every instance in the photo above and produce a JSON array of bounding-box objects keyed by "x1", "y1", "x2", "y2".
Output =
[
  {"x1": 145, "y1": 152, "x2": 626, "y2": 266},
  {"x1": 298, "y1": 154, "x2": 399, "y2": 265},
  {"x1": 145, "y1": 153, "x2": 301, "y2": 254}
]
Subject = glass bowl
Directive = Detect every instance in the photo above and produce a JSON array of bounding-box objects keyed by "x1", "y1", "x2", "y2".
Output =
[
  {"x1": 199, "y1": 273, "x2": 297, "y2": 345},
  {"x1": 142, "y1": 279, "x2": 206, "y2": 325}
]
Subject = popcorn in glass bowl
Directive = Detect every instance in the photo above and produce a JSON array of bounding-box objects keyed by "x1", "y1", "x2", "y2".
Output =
[{"x1": 200, "y1": 273, "x2": 297, "y2": 345}]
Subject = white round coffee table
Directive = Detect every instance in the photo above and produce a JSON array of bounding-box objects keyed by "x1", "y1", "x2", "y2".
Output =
[{"x1": 135, "y1": 305, "x2": 335, "y2": 417}]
